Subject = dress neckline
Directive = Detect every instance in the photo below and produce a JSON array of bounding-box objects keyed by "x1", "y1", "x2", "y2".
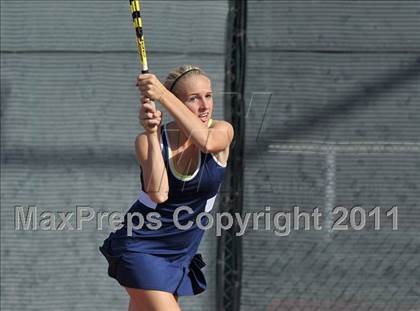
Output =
[{"x1": 163, "y1": 123, "x2": 201, "y2": 181}]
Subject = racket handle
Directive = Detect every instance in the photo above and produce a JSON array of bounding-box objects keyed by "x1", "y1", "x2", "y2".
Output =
[{"x1": 140, "y1": 69, "x2": 156, "y2": 109}]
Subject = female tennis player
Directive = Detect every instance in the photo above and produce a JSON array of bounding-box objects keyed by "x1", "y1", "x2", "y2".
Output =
[{"x1": 99, "y1": 64, "x2": 234, "y2": 310}]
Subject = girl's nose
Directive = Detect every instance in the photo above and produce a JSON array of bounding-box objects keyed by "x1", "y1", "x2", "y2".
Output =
[{"x1": 200, "y1": 96, "x2": 211, "y2": 108}]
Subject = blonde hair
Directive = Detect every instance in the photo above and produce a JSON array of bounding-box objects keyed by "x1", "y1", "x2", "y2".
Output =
[{"x1": 164, "y1": 64, "x2": 208, "y2": 95}]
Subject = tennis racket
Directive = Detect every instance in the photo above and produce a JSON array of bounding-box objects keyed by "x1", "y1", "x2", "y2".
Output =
[{"x1": 129, "y1": 0, "x2": 156, "y2": 109}]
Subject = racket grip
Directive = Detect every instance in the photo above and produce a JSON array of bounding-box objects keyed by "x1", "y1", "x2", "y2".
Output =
[{"x1": 140, "y1": 69, "x2": 156, "y2": 109}]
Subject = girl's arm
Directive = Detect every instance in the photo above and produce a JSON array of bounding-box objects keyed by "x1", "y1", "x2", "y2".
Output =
[
  {"x1": 159, "y1": 90, "x2": 234, "y2": 153},
  {"x1": 135, "y1": 100, "x2": 169, "y2": 203}
]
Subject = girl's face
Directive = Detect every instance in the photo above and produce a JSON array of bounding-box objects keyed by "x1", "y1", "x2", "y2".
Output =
[{"x1": 176, "y1": 74, "x2": 214, "y2": 126}]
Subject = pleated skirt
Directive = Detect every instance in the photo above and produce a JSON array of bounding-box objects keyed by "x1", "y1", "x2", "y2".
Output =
[{"x1": 99, "y1": 233, "x2": 207, "y2": 296}]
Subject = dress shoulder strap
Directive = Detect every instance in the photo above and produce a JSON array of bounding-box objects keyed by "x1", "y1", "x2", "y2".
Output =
[{"x1": 160, "y1": 123, "x2": 169, "y2": 161}]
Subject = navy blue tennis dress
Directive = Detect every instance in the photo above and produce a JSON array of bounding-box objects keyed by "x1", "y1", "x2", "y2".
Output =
[{"x1": 99, "y1": 120, "x2": 226, "y2": 296}]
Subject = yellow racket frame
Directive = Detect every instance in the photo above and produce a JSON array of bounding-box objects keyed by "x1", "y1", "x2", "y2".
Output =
[
  {"x1": 129, "y1": 0, "x2": 156, "y2": 110},
  {"x1": 129, "y1": 0, "x2": 149, "y2": 73}
]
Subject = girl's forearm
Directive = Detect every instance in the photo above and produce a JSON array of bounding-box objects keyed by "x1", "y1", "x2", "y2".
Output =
[{"x1": 144, "y1": 131, "x2": 169, "y2": 202}]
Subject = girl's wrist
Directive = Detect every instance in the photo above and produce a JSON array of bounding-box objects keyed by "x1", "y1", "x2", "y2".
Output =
[
  {"x1": 145, "y1": 128, "x2": 160, "y2": 137},
  {"x1": 158, "y1": 87, "x2": 172, "y2": 107}
]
